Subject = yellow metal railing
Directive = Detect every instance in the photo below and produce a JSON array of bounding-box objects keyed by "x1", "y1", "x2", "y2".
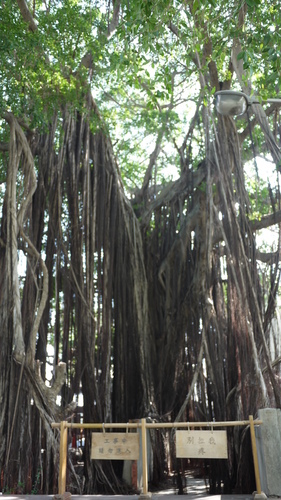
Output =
[{"x1": 52, "y1": 416, "x2": 263, "y2": 496}]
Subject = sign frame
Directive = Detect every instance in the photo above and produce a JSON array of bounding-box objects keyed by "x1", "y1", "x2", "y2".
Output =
[
  {"x1": 91, "y1": 432, "x2": 140, "y2": 460},
  {"x1": 176, "y1": 430, "x2": 228, "y2": 459}
]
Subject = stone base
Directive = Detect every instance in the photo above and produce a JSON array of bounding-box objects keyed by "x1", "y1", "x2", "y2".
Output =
[
  {"x1": 53, "y1": 492, "x2": 72, "y2": 500},
  {"x1": 139, "y1": 492, "x2": 152, "y2": 500},
  {"x1": 253, "y1": 492, "x2": 267, "y2": 500}
]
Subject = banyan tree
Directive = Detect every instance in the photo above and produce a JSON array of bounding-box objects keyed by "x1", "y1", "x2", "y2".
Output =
[{"x1": 1, "y1": 0, "x2": 281, "y2": 494}]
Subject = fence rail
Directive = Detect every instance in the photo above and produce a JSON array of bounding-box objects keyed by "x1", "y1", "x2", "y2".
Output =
[{"x1": 51, "y1": 416, "x2": 263, "y2": 497}]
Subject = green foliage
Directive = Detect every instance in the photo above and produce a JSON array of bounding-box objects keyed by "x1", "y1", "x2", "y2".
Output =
[
  {"x1": 1, "y1": 0, "x2": 280, "y2": 206},
  {"x1": 0, "y1": 0, "x2": 106, "y2": 128},
  {"x1": 246, "y1": 176, "x2": 272, "y2": 220},
  {"x1": 31, "y1": 469, "x2": 42, "y2": 495},
  {"x1": 234, "y1": 1, "x2": 281, "y2": 96}
]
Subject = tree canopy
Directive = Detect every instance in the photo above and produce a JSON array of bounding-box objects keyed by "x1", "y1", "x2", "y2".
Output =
[{"x1": 1, "y1": 0, "x2": 281, "y2": 495}]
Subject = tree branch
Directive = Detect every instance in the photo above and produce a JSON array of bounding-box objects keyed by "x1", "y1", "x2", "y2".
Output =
[
  {"x1": 139, "y1": 128, "x2": 166, "y2": 197},
  {"x1": 140, "y1": 161, "x2": 206, "y2": 226},
  {"x1": 250, "y1": 210, "x2": 281, "y2": 231},
  {"x1": 239, "y1": 103, "x2": 280, "y2": 145},
  {"x1": 262, "y1": 355, "x2": 281, "y2": 374},
  {"x1": 230, "y1": 2, "x2": 249, "y2": 92},
  {"x1": 255, "y1": 249, "x2": 280, "y2": 264},
  {"x1": 20, "y1": 230, "x2": 49, "y2": 367},
  {"x1": 80, "y1": 0, "x2": 121, "y2": 70},
  {"x1": 16, "y1": 0, "x2": 38, "y2": 32},
  {"x1": 107, "y1": 0, "x2": 121, "y2": 38}
]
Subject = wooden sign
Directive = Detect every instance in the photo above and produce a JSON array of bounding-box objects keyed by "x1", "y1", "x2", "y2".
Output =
[
  {"x1": 91, "y1": 432, "x2": 140, "y2": 460},
  {"x1": 176, "y1": 430, "x2": 228, "y2": 459}
]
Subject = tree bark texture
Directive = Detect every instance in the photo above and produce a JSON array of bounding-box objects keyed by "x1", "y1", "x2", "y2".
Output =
[{"x1": 0, "y1": 93, "x2": 280, "y2": 494}]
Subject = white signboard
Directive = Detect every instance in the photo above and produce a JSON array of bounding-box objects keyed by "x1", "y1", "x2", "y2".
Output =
[
  {"x1": 176, "y1": 430, "x2": 228, "y2": 459},
  {"x1": 91, "y1": 432, "x2": 139, "y2": 460}
]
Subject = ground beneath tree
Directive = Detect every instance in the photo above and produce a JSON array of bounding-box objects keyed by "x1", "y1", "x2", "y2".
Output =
[
  {"x1": 149, "y1": 471, "x2": 208, "y2": 496},
  {"x1": 0, "y1": 492, "x2": 261, "y2": 499}
]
